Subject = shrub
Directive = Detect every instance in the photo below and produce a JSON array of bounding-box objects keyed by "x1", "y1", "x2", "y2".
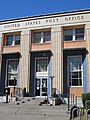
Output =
[
  {"x1": 82, "y1": 92, "x2": 90, "y2": 108},
  {"x1": 85, "y1": 100, "x2": 90, "y2": 110}
]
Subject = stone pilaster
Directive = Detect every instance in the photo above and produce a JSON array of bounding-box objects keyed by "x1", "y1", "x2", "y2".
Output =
[
  {"x1": 86, "y1": 24, "x2": 90, "y2": 92},
  {"x1": 19, "y1": 30, "x2": 30, "y2": 92},
  {"x1": 0, "y1": 33, "x2": 2, "y2": 82},
  {"x1": 51, "y1": 26, "x2": 63, "y2": 93}
]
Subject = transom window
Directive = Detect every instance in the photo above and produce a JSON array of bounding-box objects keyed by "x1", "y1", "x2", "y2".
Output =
[
  {"x1": 5, "y1": 33, "x2": 20, "y2": 46},
  {"x1": 6, "y1": 59, "x2": 19, "y2": 87},
  {"x1": 32, "y1": 30, "x2": 51, "y2": 43},
  {"x1": 64, "y1": 27, "x2": 84, "y2": 41},
  {"x1": 36, "y1": 58, "x2": 48, "y2": 72},
  {"x1": 67, "y1": 56, "x2": 82, "y2": 87}
]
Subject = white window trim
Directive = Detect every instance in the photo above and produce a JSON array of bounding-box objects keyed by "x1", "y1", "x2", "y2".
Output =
[
  {"x1": 67, "y1": 55, "x2": 83, "y2": 87},
  {"x1": 40, "y1": 32, "x2": 43, "y2": 43},
  {"x1": 5, "y1": 59, "x2": 19, "y2": 87},
  {"x1": 36, "y1": 77, "x2": 48, "y2": 96},
  {"x1": 64, "y1": 27, "x2": 85, "y2": 41},
  {"x1": 35, "y1": 57, "x2": 48, "y2": 77},
  {"x1": 33, "y1": 31, "x2": 51, "y2": 44},
  {"x1": 5, "y1": 33, "x2": 20, "y2": 46},
  {"x1": 73, "y1": 29, "x2": 75, "y2": 41}
]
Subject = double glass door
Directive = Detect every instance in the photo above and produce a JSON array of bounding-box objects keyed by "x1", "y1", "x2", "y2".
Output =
[{"x1": 36, "y1": 78, "x2": 47, "y2": 96}]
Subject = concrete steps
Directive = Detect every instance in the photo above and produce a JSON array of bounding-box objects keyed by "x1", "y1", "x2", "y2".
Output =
[
  {"x1": 0, "y1": 95, "x2": 16, "y2": 102},
  {"x1": 14, "y1": 97, "x2": 69, "y2": 116},
  {"x1": 0, "y1": 97, "x2": 70, "y2": 120},
  {"x1": 15, "y1": 97, "x2": 46, "y2": 105}
]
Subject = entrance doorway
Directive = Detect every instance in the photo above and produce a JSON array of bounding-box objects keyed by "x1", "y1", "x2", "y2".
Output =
[{"x1": 36, "y1": 78, "x2": 47, "y2": 96}]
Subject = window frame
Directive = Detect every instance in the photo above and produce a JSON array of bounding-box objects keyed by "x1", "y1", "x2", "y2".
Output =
[
  {"x1": 4, "y1": 32, "x2": 21, "y2": 46},
  {"x1": 33, "y1": 32, "x2": 41, "y2": 43},
  {"x1": 5, "y1": 59, "x2": 19, "y2": 87},
  {"x1": 64, "y1": 26, "x2": 85, "y2": 41},
  {"x1": 32, "y1": 29, "x2": 51, "y2": 44},
  {"x1": 67, "y1": 55, "x2": 83, "y2": 87},
  {"x1": 64, "y1": 29, "x2": 73, "y2": 41},
  {"x1": 35, "y1": 57, "x2": 48, "y2": 73},
  {"x1": 75, "y1": 28, "x2": 84, "y2": 40}
]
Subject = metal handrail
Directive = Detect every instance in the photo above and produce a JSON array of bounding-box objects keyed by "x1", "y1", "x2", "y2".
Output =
[
  {"x1": 86, "y1": 109, "x2": 90, "y2": 120},
  {"x1": 72, "y1": 108, "x2": 81, "y2": 120},
  {"x1": 68, "y1": 94, "x2": 74, "y2": 110}
]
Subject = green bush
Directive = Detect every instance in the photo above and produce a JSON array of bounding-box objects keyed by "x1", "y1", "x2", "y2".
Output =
[
  {"x1": 85, "y1": 100, "x2": 90, "y2": 110},
  {"x1": 82, "y1": 92, "x2": 90, "y2": 108}
]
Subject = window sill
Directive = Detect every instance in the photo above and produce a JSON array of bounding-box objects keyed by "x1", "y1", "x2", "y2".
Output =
[
  {"x1": 63, "y1": 40, "x2": 85, "y2": 42},
  {"x1": 68, "y1": 86, "x2": 83, "y2": 88},
  {"x1": 31, "y1": 42, "x2": 51, "y2": 45},
  {"x1": 3, "y1": 45, "x2": 20, "y2": 47}
]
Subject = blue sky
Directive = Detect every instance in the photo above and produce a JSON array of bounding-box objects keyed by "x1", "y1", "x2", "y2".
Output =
[{"x1": 0, "y1": 0, "x2": 90, "y2": 20}]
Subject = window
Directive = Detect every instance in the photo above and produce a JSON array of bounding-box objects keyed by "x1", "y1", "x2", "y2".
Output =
[
  {"x1": 32, "y1": 30, "x2": 51, "y2": 43},
  {"x1": 33, "y1": 32, "x2": 41, "y2": 43},
  {"x1": 6, "y1": 35, "x2": 13, "y2": 46},
  {"x1": 5, "y1": 33, "x2": 20, "y2": 46},
  {"x1": 6, "y1": 59, "x2": 19, "y2": 87},
  {"x1": 43, "y1": 31, "x2": 51, "y2": 43},
  {"x1": 64, "y1": 27, "x2": 84, "y2": 41},
  {"x1": 15, "y1": 34, "x2": 20, "y2": 45},
  {"x1": 67, "y1": 56, "x2": 82, "y2": 87},
  {"x1": 75, "y1": 28, "x2": 84, "y2": 40},
  {"x1": 36, "y1": 58, "x2": 48, "y2": 72},
  {"x1": 64, "y1": 29, "x2": 73, "y2": 41}
]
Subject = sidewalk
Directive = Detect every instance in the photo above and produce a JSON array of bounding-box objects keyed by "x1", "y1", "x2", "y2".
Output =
[{"x1": 0, "y1": 97, "x2": 70, "y2": 120}]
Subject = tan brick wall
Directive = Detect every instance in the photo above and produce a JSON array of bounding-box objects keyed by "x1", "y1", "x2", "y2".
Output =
[
  {"x1": 70, "y1": 87, "x2": 83, "y2": 97},
  {"x1": 2, "y1": 46, "x2": 20, "y2": 53},
  {"x1": 31, "y1": 43, "x2": 52, "y2": 51},
  {"x1": 64, "y1": 40, "x2": 87, "y2": 49}
]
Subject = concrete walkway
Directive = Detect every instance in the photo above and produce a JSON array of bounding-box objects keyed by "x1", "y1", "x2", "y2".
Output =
[{"x1": 0, "y1": 97, "x2": 70, "y2": 120}]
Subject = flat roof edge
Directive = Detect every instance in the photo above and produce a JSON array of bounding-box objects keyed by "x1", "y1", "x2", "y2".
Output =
[{"x1": 0, "y1": 8, "x2": 90, "y2": 24}]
